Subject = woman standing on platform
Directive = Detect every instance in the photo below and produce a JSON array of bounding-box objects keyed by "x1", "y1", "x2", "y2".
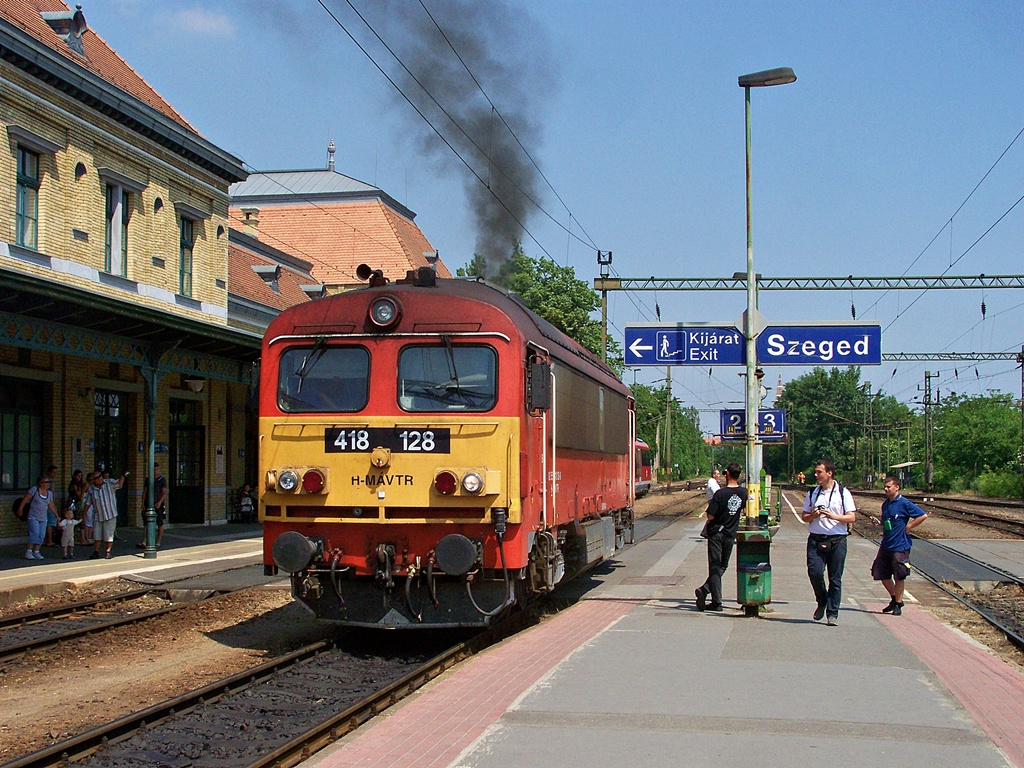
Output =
[{"x1": 18, "y1": 475, "x2": 58, "y2": 560}]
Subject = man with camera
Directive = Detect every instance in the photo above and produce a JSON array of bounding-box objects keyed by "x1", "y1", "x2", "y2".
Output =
[{"x1": 800, "y1": 459, "x2": 857, "y2": 626}]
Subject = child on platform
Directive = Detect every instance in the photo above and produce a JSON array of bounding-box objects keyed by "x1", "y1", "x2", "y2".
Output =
[{"x1": 59, "y1": 505, "x2": 80, "y2": 559}]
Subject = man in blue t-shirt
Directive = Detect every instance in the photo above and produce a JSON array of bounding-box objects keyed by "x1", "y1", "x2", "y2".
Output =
[{"x1": 870, "y1": 474, "x2": 928, "y2": 616}]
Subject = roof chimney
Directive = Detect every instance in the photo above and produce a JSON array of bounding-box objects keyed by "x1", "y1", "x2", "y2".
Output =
[
  {"x1": 327, "y1": 138, "x2": 336, "y2": 172},
  {"x1": 240, "y1": 207, "x2": 260, "y2": 238}
]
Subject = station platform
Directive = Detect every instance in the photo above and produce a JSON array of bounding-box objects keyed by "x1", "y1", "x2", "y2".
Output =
[
  {"x1": 304, "y1": 514, "x2": 1024, "y2": 768},
  {"x1": 0, "y1": 522, "x2": 267, "y2": 606}
]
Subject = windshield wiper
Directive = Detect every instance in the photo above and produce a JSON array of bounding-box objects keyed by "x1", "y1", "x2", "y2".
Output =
[
  {"x1": 294, "y1": 336, "x2": 326, "y2": 394},
  {"x1": 441, "y1": 335, "x2": 462, "y2": 397}
]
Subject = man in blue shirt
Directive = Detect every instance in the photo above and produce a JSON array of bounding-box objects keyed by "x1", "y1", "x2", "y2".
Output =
[{"x1": 870, "y1": 474, "x2": 927, "y2": 616}]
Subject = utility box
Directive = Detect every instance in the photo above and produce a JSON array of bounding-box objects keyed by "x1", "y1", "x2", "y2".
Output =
[{"x1": 736, "y1": 528, "x2": 772, "y2": 616}]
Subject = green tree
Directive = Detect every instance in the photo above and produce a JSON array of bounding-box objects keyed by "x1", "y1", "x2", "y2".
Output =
[
  {"x1": 767, "y1": 367, "x2": 912, "y2": 485},
  {"x1": 932, "y1": 391, "x2": 1021, "y2": 495},
  {"x1": 460, "y1": 244, "x2": 622, "y2": 366},
  {"x1": 632, "y1": 382, "x2": 710, "y2": 480}
]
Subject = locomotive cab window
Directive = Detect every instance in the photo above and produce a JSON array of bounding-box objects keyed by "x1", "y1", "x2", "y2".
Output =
[
  {"x1": 278, "y1": 345, "x2": 369, "y2": 412},
  {"x1": 398, "y1": 344, "x2": 497, "y2": 412}
]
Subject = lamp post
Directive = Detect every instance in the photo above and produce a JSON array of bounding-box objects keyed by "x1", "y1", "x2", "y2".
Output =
[{"x1": 739, "y1": 67, "x2": 795, "y2": 524}]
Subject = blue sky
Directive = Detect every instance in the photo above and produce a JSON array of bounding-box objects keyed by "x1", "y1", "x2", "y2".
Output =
[{"x1": 86, "y1": 1, "x2": 1023, "y2": 431}]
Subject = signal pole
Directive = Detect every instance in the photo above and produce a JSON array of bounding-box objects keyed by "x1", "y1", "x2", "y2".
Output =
[{"x1": 923, "y1": 371, "x2": 936, "y2": 490}]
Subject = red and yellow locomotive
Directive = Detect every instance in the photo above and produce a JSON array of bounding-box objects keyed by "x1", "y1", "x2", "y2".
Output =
[{"x1": 260, "y1": 266, "x2": 635, "y2": 628}]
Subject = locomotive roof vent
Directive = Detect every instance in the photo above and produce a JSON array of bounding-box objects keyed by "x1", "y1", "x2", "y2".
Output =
[{"x1": 405, "y1": 266, "x2": 436, "y2": 287}]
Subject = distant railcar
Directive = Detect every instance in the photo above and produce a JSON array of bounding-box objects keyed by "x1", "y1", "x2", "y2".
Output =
[
  {"x1": 634, "y1": 439, "x2": 652, "y2": 498},
  {"x1": 260, "y1": 267, "x2": 635, "y2": 628}
]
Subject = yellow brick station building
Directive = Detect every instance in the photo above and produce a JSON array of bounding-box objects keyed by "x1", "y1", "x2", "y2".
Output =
[{"x1": 0, "y1": 1, "x2": 256, "y2": 540}]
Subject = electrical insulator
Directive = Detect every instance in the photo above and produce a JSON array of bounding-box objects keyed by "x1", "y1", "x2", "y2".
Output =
[
  {"x1": 850, "y1": 303, "x2": 856, "y2": 319},
  {"x1": 981, "y1": 300, "x2": 986, "y2": 318}
]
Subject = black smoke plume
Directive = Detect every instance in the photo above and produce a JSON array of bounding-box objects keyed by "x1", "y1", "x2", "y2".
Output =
[{"x1": 379, "y1": 1, "x2": 556, "y2": 276}]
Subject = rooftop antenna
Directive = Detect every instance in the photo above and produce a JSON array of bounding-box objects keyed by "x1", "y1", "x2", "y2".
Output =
[{"x1": 327, "y1": 138, "x2": 336, "y2": 172}]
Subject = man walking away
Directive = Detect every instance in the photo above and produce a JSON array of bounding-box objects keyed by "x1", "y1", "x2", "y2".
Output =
[
  {"x1": 706, "y1": 468, "x2": 721, "y2": 502},
  {"x1": 801, "y1": 459, "x2": 857, "y2": 626},
  {"x1": 870, "y1": 475, "x2": 927, "y2": 616},
  {"x1": 695, "y1": 462, "x2": 746, "y2": 612}
]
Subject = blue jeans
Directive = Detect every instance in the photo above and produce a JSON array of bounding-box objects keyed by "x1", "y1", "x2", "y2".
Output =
[
  {"x1": 27, "y1": 517, "x2": 46, "y2": 545},
  {"x1": 807, "y1": 535, "x2": 847, "y2": 618}
]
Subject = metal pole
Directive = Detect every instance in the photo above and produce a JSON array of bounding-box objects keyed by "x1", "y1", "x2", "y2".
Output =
[
  {"x1": 1020, "y1": 345, "x2": 1023, "y2": 504},
  {"x1": 665, "y1": 367, "x2": 672, "y2": 494},
  {"x1": 601, "y1": 288, "x2": 607, "y2": 365},
  {"x1": 743, "y1": 84, "x2": 760, "y2": 523}
]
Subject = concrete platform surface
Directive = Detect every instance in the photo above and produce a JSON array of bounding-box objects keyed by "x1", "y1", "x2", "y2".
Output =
[
  {"x1": 304, "y1": 516, "x2": 1024, "y2": 768},
  {"x1": 0, "y1": 523, "x2": 266, "y2": 605}
]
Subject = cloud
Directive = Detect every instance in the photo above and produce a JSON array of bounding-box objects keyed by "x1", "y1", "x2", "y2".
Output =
[{"x1": 171, "y1": 7, "x2": 235, "y2": 36}]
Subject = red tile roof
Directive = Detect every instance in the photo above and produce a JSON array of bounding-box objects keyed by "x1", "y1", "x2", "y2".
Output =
[
  {"x1": 0, "y1": 0, "x2": 196, "y2": 130},
  {"x1": 228, "y1": 242, "x2": 317, "y2": 311},
  {"x1": 227, "y1": 201, "x2": 452, "y2": 286}
]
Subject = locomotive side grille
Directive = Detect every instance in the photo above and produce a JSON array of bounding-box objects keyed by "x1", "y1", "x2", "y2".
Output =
[
  {"x1": 384, "y1": 507, "x2": 487, "y2": 521},
  {"x1": 285, "y1": 506, "x2": 381, "y2": 519}
]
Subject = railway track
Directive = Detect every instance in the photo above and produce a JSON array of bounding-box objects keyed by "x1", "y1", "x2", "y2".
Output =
[
  {"x1": 0, "y1": 497, "x2": 696, "y2": 767},
  {"x1": 0, "y1": 611, "x2": 533, "y2": 768},
  {"x1": 851, "y1": 526, "x2": 1024, "y2": 654},
  {"x1": 0, "y1": 587, "x2": 233, "y2": 661}
]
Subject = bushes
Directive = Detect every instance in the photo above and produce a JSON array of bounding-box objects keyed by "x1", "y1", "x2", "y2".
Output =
[{"x1": 971, "y1": 471, "x2": 1022, "y2": 499}]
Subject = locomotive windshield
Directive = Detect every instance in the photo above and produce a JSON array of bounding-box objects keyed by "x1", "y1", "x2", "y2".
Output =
[
  {"x1": 277, "y1": 346, "x2": 369, "y2": 412},
  {"x1": 398, "y1": 344, "x2": 497, "y2": 412}
]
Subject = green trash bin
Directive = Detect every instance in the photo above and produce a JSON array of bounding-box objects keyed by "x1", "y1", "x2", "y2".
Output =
[
  {"x1": 735, "y1": 529, "x2": 772, "y2": 607},
  {"x1": 737, "y1": 561, "x2": 772, "y2": 604}
]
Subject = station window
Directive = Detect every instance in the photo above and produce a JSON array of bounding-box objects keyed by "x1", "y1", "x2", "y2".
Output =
[
  {"x1": 278, "y1": 345, "x2": 370, "y2": 413},
  {"x1": 397, "y1": 344, "x2": 497, "y2": 412},
  {"x1": 104, "y1": 185, "x2": 131, "y2": 276},
  {"x1": 15, "y1": 147, "x2": 39, "y2": 250},
  {"x1": 0, "y1": 377, "x2": 43, "y2": 491},
  {"x1": 179, "y1": 216, "x2": 194, "y2": 296}
]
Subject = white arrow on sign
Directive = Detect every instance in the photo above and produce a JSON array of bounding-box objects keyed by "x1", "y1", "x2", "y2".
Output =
[{"x1": 629, "y1": 338, "x2": 653, "y2": 358}]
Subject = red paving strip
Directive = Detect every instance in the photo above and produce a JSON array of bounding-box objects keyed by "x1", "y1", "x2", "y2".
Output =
[
  {"x1": 321, "y1": 597, "x2": 639, "y2": 768},
  {"x1": 878, "y1": 602, "x2": 1024, "y2": 768}
]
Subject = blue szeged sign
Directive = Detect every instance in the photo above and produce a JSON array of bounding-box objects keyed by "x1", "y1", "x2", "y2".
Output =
[{"x1": 625, "y1": 322, "x2": 881, "y2": 367}]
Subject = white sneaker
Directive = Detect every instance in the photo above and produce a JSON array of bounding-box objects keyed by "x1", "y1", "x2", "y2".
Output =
[
  {"x1": 25, "y1": 551, "x2": 34, "y2": 560},
  {"x1": 34, "y1": 551, "x2": 44, "y2": 559}
]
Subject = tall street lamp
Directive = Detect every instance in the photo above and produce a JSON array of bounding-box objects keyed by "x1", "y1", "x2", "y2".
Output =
[{"x1": 739, "y1": 67, "x2": 796, "y2": 523}]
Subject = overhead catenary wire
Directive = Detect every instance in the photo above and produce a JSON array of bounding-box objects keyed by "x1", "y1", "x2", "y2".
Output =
[
  {"x1": 324, "y1": 0, "x2": 600, "y2": 262},
  {"x1": 415, "y1": 0, "x2": 599, "y2": 251}
]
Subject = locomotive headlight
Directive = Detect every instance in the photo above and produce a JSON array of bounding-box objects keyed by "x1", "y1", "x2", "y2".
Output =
[
  {"x1": 369, "y1": 296, "x2": 401, "y2": 329},
  {"x1": 278, "y1": 470, "x2": 299, "y2": 492},
  {"x1": 461, "y1": 471, "x2": 484, "y2": 494},
  {"x1": 434, "y1": 470, "x2": 458, "y2": 495}
]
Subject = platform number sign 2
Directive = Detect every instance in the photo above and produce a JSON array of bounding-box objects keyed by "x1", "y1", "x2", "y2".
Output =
[{"x1": 719, "y1": 409, "x2": 787, "y2": 443}]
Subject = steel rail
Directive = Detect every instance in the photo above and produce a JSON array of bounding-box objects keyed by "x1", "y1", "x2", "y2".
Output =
[
  {"x1": 848, "y1": 525, "x2": 1024, "y2": 655},
  {"x1": 0, "y1": 641, "x2": 334, "y2": 768},
  {"x1": 246, "y1": 642, "x2": 478, "y2": 768},
  {"x1": 0, "y1": 589, "x2": 234, "y2": 662},
  {"x1": 0, "y1": 588, "x2": 157, "y2": 631}
]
